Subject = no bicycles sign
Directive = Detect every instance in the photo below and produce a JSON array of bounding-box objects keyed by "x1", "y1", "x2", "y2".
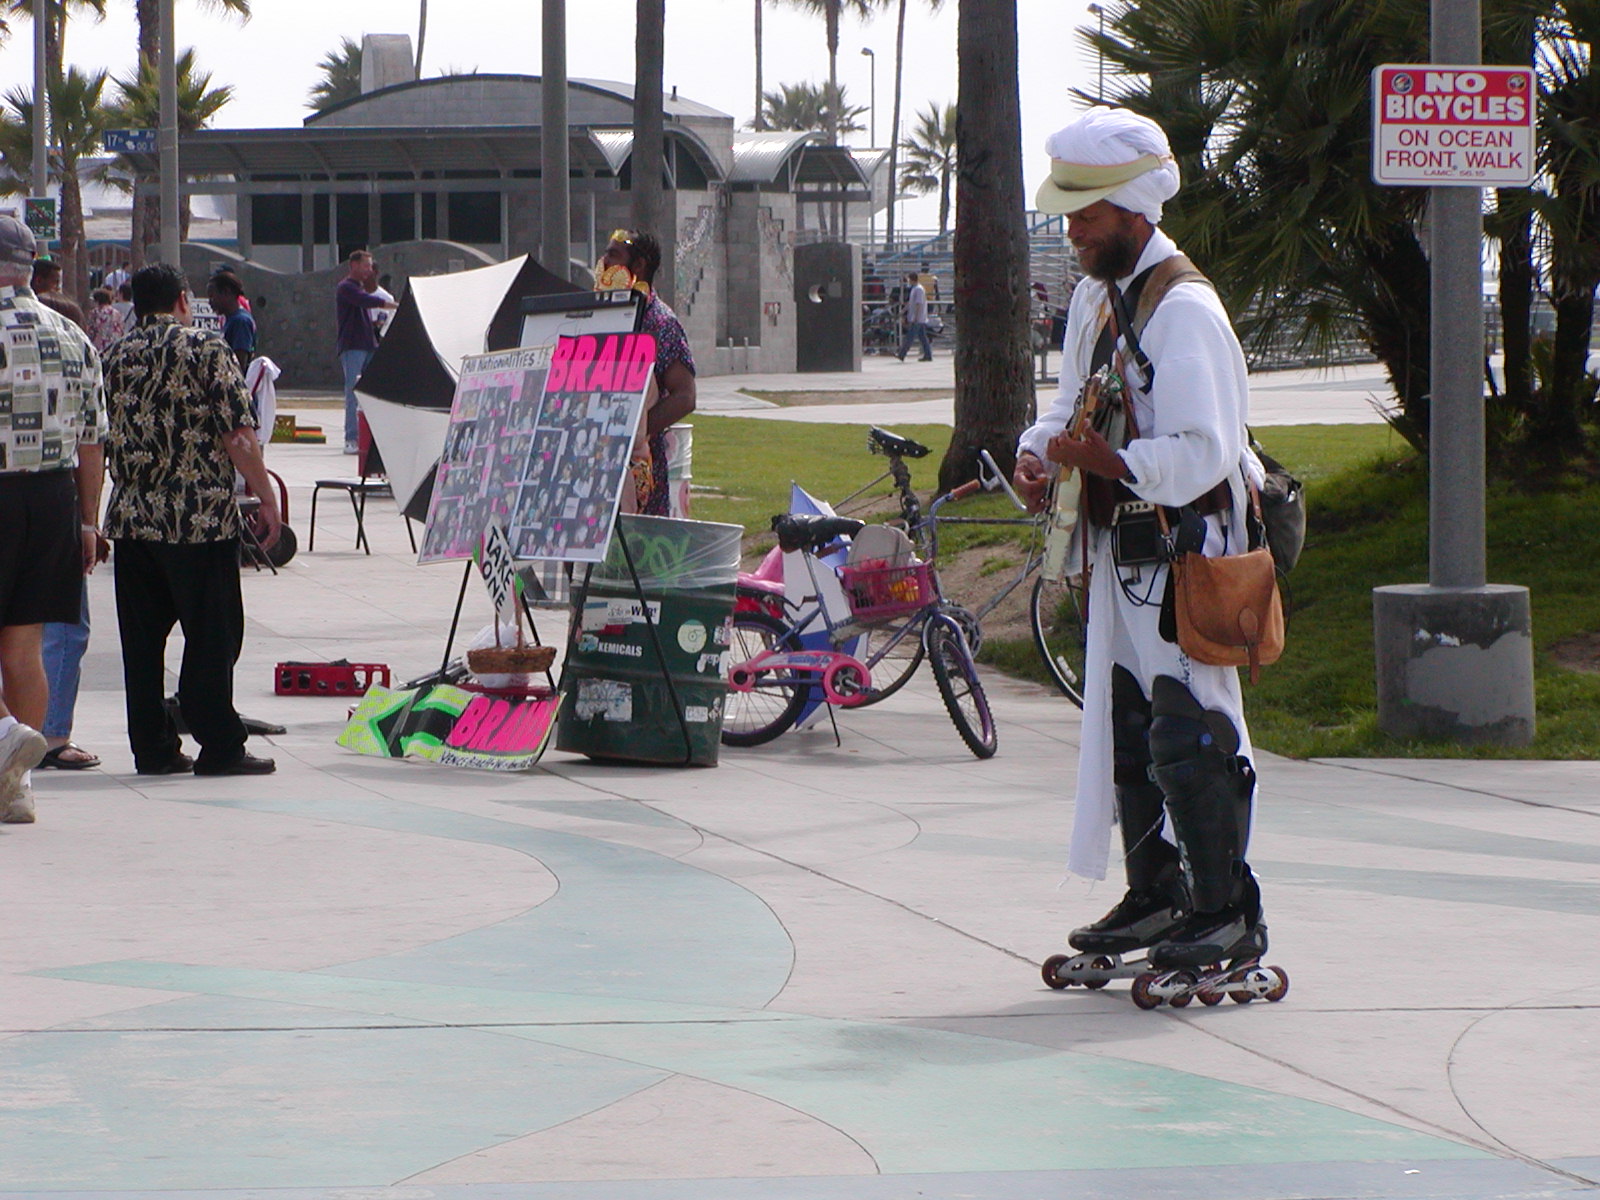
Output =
[{"x1": 1372, "y1": 64, "x2": 1536, "y2": 187}]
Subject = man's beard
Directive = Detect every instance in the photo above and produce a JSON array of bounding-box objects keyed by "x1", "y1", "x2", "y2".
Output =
[{"x1": 1082, "y1": 230, "x2": 1142, "y2": 282}]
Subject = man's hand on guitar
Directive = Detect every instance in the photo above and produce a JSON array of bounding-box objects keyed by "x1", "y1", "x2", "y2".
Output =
[
  {"x1": 1013, "y1": 451, "x2": 1052, "y2": 513},
  {"x1": 1045, "y1": 426, "x2": 1130, "y2": 481}
]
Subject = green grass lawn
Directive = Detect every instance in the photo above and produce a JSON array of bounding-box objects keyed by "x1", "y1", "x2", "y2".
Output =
[{"x1": 687, "y1": 414, "x2": 1600, "y2": 759}]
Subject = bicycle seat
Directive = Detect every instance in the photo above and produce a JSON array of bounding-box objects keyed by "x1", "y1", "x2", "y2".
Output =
[
  {"x1": 868, "y1": 427, "x2": 930, "y2": 459},
  {"x1": 771, "y1": 513, "x2": 865, "y2": 554}
]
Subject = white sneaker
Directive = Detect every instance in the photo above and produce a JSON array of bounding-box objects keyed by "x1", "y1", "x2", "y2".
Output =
[
  {"x1": 2, "y1": 779, "x2": 36, "y2": 824},
  {"x1": 0, "y1": 722, "x2": 46, "y2": 805}
]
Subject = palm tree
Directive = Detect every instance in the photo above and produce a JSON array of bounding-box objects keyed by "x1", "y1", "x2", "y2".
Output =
[
  {"x1": 128, "y1": 0, "x2": 250, "y2": 264},
  {"x1": 4, "y1": 0, "x2": 109, "y2": 89},
  {"x1": 1090, "y1": 0, "x2": 1436, "y2": 450},
  {"x1": 107, "y1": 48, "x2": 233, "y2": 246},
  {"x1": 897, "y1": 101, "x2": 956, "y2": 236},
  {"x1": 940, "y1": 0, "x2": 1031, "y2": 490},
  {"x1": 308, "y1": 36, "x2": 363, "y2": 112},
  {"x1": 1528, "y1": 1, "x2": 1600, "y2": 450},
  {"x1": 781, "y1": 0, "x2": 887, "y2": 144},
  {"x1": 633, "y1": 0, "x2": 668, "y2": 296},
  {"x1": 0, "y1": 68, "x2": 108, "y2": 304},
  {"x1": 755, "y1": 80, "x2": 865, "y2": 135},
  {"x1": 885, "y1": 0, "x2": 945, "y2": 248},
  {"x1": 3, "y1": 0, "x2": 110, "y2": 299}
]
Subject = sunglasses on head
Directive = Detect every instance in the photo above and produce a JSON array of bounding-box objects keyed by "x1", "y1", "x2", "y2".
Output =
[{"x1": 608, "y1": 229, "x2": 635, "y2": 246}]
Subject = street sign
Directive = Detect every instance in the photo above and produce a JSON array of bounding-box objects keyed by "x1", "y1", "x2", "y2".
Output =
[
  {"x1": 23, "y1": 197, "x2": 57, "y2": 243},
  {"x1": 1372, "y1": 65, "x2": 1536, "y2": 187},
  {"x1": 103, "y1": 128, "x2": 159, "y2": 155}
]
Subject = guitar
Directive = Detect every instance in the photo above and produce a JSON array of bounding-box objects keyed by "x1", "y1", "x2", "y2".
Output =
[{"x1": 1041, "y1": 364, "x2": 1125, "y2": 582}]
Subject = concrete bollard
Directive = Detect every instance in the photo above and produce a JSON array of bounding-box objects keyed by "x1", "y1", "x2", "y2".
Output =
[{"x1": 1373, "y1": 584, "x2": 1535, "y2": 746}]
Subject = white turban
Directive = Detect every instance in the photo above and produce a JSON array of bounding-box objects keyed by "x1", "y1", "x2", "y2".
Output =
[{"x1": 1034, "y1": 107, "x2": 1181, "y2": 224}]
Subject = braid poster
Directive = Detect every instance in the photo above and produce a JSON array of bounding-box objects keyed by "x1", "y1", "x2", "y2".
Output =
[{"x1": 419, "y1": 332, "x2": 656, "y2": 565}]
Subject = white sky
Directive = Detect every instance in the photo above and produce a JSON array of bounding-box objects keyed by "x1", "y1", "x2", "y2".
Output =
[{"x1": 0, "y1": 0, "x2": 1104, "y2": 231}]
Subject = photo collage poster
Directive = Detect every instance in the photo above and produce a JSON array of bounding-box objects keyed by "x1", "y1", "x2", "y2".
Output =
[
  {"x1": 419, "y1": 333, "x2": 656, "y2": 566},
  {"x1": 419, "y1": 345, "x2": 549, "y2": 564}
]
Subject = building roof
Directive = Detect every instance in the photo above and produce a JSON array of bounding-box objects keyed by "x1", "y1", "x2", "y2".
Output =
[
  {"x1": 728, "y1": 131, "x2": 871, "y2": 191},
  {"x1": 304, "y1": 74, "x2": 733, "y2": 128}
]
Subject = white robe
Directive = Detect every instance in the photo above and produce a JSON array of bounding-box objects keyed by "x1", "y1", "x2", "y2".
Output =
[{"x1": 1019, "y1": 229, "x2": 1262, "y2": 881}]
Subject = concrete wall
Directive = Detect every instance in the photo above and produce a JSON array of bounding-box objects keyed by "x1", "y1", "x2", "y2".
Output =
[
  {"x1": 180, "y1": 239, "x2": 496, "y2": 390},
  {"x1": 702, "y1": 190, "x2": 797, "y2": 376}
]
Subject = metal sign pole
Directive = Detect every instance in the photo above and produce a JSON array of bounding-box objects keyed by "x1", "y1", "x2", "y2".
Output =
[
  {"x1": 1371, "y1": 0, "x2": 1535, "y2": 746},
  {"x1": 31, "y1": 0, "x2": 47, "y2": 205},
  {"x1": 1429, "y1": 4, "x2": 1487, "y2": 590}
]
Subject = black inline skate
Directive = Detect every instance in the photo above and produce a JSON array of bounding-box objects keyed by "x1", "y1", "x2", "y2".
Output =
[
  {"x1": 1040, "y1": 869, "x2": 1185, "y2": 991},
  {"x1": 1129, "y1": 871, "x2": 1289, "y2": 1009}
]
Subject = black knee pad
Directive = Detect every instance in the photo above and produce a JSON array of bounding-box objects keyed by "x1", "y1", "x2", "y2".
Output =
[{"x1": 1110, "y1": 666, "x2": 1153, "y2": 788}]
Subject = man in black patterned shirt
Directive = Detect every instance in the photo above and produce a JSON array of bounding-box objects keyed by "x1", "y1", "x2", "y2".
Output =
[{"x1": 102, "y1": 265, "x2": 281, "y2": 776}]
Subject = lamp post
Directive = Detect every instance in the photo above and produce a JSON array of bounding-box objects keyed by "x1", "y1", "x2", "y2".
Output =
[
  {"x1": 1087, "y1": 3, "x2": 1105, "y2": 100},
  {"x1": 158, "y1": 0, "x2": 179, "y2": 266},
  {"x1": 860, "y1": 46, "x2": 876, "y2": 146}
]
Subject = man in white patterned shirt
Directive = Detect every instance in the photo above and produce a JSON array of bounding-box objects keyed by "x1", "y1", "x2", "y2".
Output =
[{"x1": 0, "y1": 215, "x2": 105, "y2": 824}]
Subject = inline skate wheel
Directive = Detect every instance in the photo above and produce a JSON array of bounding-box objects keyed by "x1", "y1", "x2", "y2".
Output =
[
  {"x1": 1197, "y1": 985, "x2": 1226, "y2": 1006},
  {"x1": 1084, "y1": 955, "x2": 1115, "y2": 990},
  {"x1": 1130, "y1": 973, "x2": 1162, "y2": 1010},
  {"x1": 1041, "y1": 955, "x2": 1072, "y2": 990},
  {"x1": 1228, "y1": 966, "x2": 1257, "y2": 1003},
  {"x1": 1168, "y1": 971, "x2": 1197, "y2": 1008},
  {"x1": 1265, "y1": 965, "x2": 1290, "y2": 1002}
]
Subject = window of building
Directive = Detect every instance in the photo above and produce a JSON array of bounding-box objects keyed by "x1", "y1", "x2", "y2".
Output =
[
  {"x1": 380, "y1": 193, "x2": 416, "y2": 244},
  {"x1": 448, "y1": 192, "x2": 502, "y2": 244},
  {"x1": 251, "y1": 195, "x2": 301, "y2": 246}
]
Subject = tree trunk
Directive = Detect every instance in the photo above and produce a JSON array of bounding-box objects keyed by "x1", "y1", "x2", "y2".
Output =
[
  {"x1": 1543, "y1": 253, "x2": 1599, "y2": 447},
  {"x1": 1357, "y1": 222, "x2": 1431, "y2": 452},
  {"x1": 752, "y1": 0, "x2": 765, "y2": 130},
  {"x1": 632, "y1": 0, "x2": 671, "y2": 301},
  {"x1": 1495, "y1": 187, "x2": 1533, "y2": 413},
  {"x1": 938, "y1": 163, "x2": 950, "y2": 237},
  {"x1": 885, "y1": 0, "x2": 906, "y2": 250},
  {"x1": 58, "y1": 167, "x2": 88, "y2": 308},
  {"x1": 939, "y1": 0, "x2": 1032, "y2": 491}
]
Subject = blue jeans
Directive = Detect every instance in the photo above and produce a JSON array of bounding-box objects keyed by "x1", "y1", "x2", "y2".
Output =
[
  {"x1": 42, "y1": 582, "x2": 91, "y2": 740},
  {"x1": 898, "y1": 322, "x2": 933, "y2": 360},
  {"x1": 340, "y1": 348, "x2": 373, "y2": 445}
]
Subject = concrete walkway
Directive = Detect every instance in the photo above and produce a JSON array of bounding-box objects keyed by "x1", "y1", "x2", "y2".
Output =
[
  {"x1": 696, "y1": 355, "x2": 1394, "y2": 427},
  {"x1": 3, "y1": 384, "x2": 1597, "y2": 1200}
]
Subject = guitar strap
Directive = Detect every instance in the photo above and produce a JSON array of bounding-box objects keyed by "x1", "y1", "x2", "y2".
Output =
[{"x1": 1082, "y1": 254, "x2": 1213, "y2": 529}]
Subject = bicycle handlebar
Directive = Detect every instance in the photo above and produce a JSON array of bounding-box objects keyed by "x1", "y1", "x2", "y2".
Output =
[{"x1": 977, "y1": 449, "x2": 1029, "y2": 512}]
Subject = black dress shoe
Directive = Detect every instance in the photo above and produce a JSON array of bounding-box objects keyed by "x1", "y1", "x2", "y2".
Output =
[
  {"x1": 193, "y1": 753, "x2": 276, "y2": 777},
  {"x1": 136, "y1": 753, "x2": 194, "y2": 776}
]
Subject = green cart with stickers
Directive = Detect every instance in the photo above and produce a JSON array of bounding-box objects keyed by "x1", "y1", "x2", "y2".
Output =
[{"x1": 557, "y1": 515, "x2": 742, "y2": 765}]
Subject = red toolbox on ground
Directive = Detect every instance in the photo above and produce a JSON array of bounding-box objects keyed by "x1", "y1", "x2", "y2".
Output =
[{"x1": 275, "y1": 661, "x2": 391, "y2": 697}]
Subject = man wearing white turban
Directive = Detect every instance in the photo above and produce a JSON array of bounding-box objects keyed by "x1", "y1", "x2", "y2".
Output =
[{"x1": 1014, "y1": 107, "x2": 1271, "y2": 981}]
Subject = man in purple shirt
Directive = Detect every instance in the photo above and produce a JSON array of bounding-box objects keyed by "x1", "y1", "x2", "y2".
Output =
[{"x1": 334, "y1": 250, "x2": 396, "y2": 454}]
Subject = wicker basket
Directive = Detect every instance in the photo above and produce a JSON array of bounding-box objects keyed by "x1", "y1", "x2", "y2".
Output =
[{"x1": 467, "y1": 644, "x2": 556, "y2": 675}]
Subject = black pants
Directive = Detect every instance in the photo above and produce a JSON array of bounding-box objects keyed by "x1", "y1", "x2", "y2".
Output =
[{"x1": 113, "y1": 538, "x2": 248, "y2": 771}]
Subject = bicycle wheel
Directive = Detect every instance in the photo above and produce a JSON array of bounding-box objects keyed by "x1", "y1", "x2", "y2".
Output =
[
  {"x1": 1030, "y1": 574, "x2": 1088, "y2": 708},
  {"x1": 722, "y1": 612, "x2": 809, "y2": 747},
  {"x1": 925, "y1": 613, "x2": 997, "y2": 759},
  {"x1": 851, "y1": 617, "x2": 925, "y2": 707}
]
